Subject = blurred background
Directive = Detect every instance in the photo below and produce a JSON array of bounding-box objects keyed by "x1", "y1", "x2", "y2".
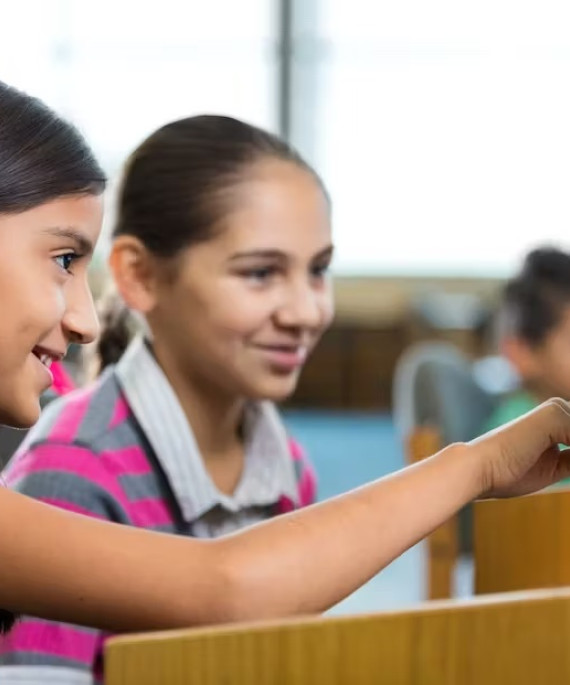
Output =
[{"x1": 3, "y1": 0, "x2": 570, "y2": 614}]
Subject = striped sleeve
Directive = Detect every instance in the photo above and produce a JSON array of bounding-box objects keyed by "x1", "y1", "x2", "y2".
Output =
[
  {"x1": 288, "y1": 438, "x2": 318, "y2": 506},
  {"x1": 0, "y1": 440, "x2": 130, "y2": 684}
]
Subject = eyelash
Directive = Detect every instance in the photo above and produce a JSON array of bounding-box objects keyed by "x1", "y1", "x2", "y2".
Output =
[
  {"x1": 244, "y1": 267, "x2": 276, "y2": 282},
  {"x1": 53, "y1": 252, "x2": 79, "y2": 274},
  {"x1": 242, "y1": 263, "x2": 330, "y2": 283},
  {"x1": 311, "y1": 263, "x2": 330, "y2": 278}
]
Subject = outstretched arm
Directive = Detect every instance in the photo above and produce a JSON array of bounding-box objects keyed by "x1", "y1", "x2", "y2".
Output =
[{"x1": 1, "y1": 400, "x2": 569, "y2": 633}]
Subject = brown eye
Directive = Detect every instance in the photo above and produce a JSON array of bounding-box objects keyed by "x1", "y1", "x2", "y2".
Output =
[
  {"x1": 243, "y1": 266, "x2": 277, "y2": 282},
  {"x1": 54, "y1": 252, "x2": 77, "y2": 273},
  {"x1": 311, "y1": 263, "x2": 330, "y2": 278}
]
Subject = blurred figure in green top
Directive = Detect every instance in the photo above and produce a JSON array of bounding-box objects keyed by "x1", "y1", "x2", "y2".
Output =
[{"x1": 484, "y1": 248, "x2": 570, "y2": 453}]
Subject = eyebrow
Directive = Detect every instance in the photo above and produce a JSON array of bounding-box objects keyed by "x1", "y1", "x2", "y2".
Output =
[
  {"x1": 42, "y1": 227, "x2": 94, "y2": 257},
  {"x1": 229, "y1": 245, "x2": 334, "y2": 262}
]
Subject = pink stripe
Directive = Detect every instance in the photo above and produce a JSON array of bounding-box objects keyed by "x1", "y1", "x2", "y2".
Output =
[
  {"x1": 50, "y1": 362, "x2": 76, "y2": 396},
  {"x1": 109, "y1": 395, "x2": 130, "y2": 429},
  {"x1": 41, "y1": 498, "x2": 106, "y2": 520},
  {"x1": 288, "y1": 439, "x2": 316, "y2": 506},
  {"x1": 100, "y1": 445, "x2": 153, "y2": 477},
  {"x1": 5, "y1": 444, "x2": 129, "y2": 509},
  {"x1": 298, "y1": 462, "x2": 317, "y2": 507},
  {"x1": 278, "y1": 495, "x2": 295, "y2": 514},
  {"x1": 47, "y1": 387, "x2": 93, "y2": 442},
  {"x1": 129, "y1": 497, "x2": 173, "y2": 527},
  {"x1": 0, "y1": 620, "x2": 97, "y2": 665},
  {"x1": 288, "y1": 439, "x2": 303, "y2": 461}
]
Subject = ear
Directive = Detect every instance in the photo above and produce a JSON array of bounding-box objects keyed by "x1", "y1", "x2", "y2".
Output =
[
  {"x1": 108, "y1": 236, "x2": 159, "y2": 314},
  {"x1": 500, "y1": 336, "x2": 540, "y2": 380}
]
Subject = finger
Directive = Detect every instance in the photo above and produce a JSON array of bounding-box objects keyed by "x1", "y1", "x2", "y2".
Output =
[
  {"x1": 555, "y1": 447, "x2": 570, "y2": 481},
  {"x1": 549, "y1": 397, "x2": 570, "y2": 419}
]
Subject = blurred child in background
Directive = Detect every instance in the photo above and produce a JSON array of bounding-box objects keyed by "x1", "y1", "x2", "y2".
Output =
[{"x1": 484, "y1": 246, "x2": 570, "y2": 431}]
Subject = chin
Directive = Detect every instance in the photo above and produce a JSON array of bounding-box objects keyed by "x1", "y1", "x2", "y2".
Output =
[
  {"x1": 248, "y1": 377, "x2": 299, "y2": 403},
  {"x1": 0, "y1": 397, "x2": 41, "y2": 429}
]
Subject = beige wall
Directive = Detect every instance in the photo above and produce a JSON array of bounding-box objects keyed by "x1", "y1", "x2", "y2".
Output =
[{"x1": 333, "y1": 275, "x2": 505, "y2": 325}]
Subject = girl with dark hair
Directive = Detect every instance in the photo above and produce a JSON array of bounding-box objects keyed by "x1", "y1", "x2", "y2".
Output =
[
  {"x1": 0, "y1": 80, "x2": 105, "y2": 636},
  {"x1": 484, "y1": 247, "x2": 570, "y2": 431}
]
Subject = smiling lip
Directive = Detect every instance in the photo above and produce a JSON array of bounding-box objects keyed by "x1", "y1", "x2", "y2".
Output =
[
  {"x1": 31, "y1": 346, "x2": 64, "y2": 386},
  {"x1": 254, "y1": 344, "x2": 308, "y2": 371}
]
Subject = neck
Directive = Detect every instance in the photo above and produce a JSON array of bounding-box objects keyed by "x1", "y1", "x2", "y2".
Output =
[
  {"x1": 150, "y1": 339, "x2": 245, "y2": 461},
  {"x1": 150, "y1": 339, "x2": 248, "y2": 496}
]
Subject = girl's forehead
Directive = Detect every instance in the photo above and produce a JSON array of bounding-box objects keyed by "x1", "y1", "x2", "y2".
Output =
[
  {"x1": 206, "y1": 215, "x2": 332, "y2": 257},
  {"x1": 212, "y1": 185, "x2": 330, "y2": 249}
]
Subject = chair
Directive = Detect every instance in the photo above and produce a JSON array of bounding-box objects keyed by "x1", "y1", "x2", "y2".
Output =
[
  {"x1": 393, "y1": 341, "x2": 504, "y2": 598},
  {"x1": 393, "y1": 342, "x2": 570, "y2": 601},
  {"x1": 474, "y1": 488, "x2": 570, "y2": 594},
  {"x1": 407, "y1": 425, "x2": 458, "y2": 599},
  {"x1": 392, "y1": 341, "x2": 498, "y2": 447}
]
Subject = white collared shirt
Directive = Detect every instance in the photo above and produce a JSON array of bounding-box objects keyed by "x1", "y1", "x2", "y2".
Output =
[{"x1": 115, "y1": 335, "x2": 299, "y2": 537}]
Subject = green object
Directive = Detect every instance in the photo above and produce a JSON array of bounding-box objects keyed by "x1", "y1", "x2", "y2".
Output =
[{"x1": 482, "y1": 391, "x2": 538, "y2": 433}]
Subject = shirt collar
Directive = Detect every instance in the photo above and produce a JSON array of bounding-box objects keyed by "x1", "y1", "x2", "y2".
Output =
[{"x1": 115, "y1": 335, "x2": 299, "y2": 521}]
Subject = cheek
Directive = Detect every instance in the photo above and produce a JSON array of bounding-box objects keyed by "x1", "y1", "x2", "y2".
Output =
[
  {"x1": 320, "y1": 291, "x2": 335, "y2": 329},
  {"x1": 543, "y1": 342, "x2": 570, "y2": 381},
  {"x1": 19, "y1": 295, "x2": 65, "y2": 348},
  {"x1": 188, "y1": 281, "x2": 273, "y2": 337},
  {"x1": 0, "y1": 269, "x2": 64, "y2": 342},
  {"x1": 37, "y1": 279, "x2": 66, "y2": 321},
  {"x1": 212, "y1": 299, "x2": 270, "y2": 338},
  {"x1": 313, "y1": 287, "x2": 335, "y2": 335},
  {"x1": 558, "y1": 352, "x2": 570, "y2": 377}
]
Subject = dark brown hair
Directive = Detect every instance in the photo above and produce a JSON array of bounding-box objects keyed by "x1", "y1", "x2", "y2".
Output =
[
  {"x1": 0, "y1": 609, "x2": 16, "y2": 635},
  {"x1": 0, "y1": 81, "x2": 106, "y2": 213},
  {"x1": 500, "y1": 246, "x2": 570, "y2": 346}
]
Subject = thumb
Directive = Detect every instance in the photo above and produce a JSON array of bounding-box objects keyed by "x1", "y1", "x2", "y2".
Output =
[{"x1": 553, "y1": 447, "x2": 570, "y2": 483}]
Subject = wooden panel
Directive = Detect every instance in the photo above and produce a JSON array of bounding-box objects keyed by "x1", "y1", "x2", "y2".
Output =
[
  {"x1": 347, "y1": 326, "x2": 406, "y2": 409},
  {"x1": 474, "y1": 488, "x2": 570, "y2": 594},
  {"x1": 106, "y1": 589, "x2": 570, "y2": 685},
  {"x1": 288, "y1": 328, "x2": 349, "y2": 409},
  {"x1": 407, "y1": 426, "x2": 441, "y2": 467},
  {"x1": 289, "y1": 323, "x2": 406, "y2": 410},
  {"x1": 407, "y1": 427, "x2": 457, "y2": 600},
  {"x1": 427, "y1": 514, "x2": 459, "y2": 601}
]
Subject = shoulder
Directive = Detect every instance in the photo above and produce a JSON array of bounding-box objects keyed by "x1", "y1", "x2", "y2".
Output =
[
  {"x1": 3, "y1": 371, "x2": 141, "y2": 514},
  {"x1": 25, "y1": 369, "x2": 131, "y2": 450}
]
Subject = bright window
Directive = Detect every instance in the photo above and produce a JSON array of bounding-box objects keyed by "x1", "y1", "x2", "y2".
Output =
[{"x1": 314, "y1": 0, "x2": 570, "y2": 274}]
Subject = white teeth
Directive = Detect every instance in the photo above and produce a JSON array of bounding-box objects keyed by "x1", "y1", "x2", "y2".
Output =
[{"x1": 39, "y1": 354, "x2": 53, "y2": 368}]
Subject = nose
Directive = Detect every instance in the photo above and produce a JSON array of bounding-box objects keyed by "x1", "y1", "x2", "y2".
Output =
[
  {"x1": 61, "y1": 278, "x2": 100, "y2": 345},
  {"x1": 275, "y1": 279, "x2": 331, "y2": 332}
]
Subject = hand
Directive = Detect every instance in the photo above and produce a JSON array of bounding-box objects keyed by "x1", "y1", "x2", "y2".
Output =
[{"x1": 471, "y1": 398, "x2": 570, "y2": 498}]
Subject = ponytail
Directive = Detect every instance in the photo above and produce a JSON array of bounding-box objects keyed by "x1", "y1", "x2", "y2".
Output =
[
  {"x1": 94, "y1": 291, "x2": 140, "y2": 376},
  {"x1": 0, "y1": 608, "x2": 16, "y2": 635}
]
